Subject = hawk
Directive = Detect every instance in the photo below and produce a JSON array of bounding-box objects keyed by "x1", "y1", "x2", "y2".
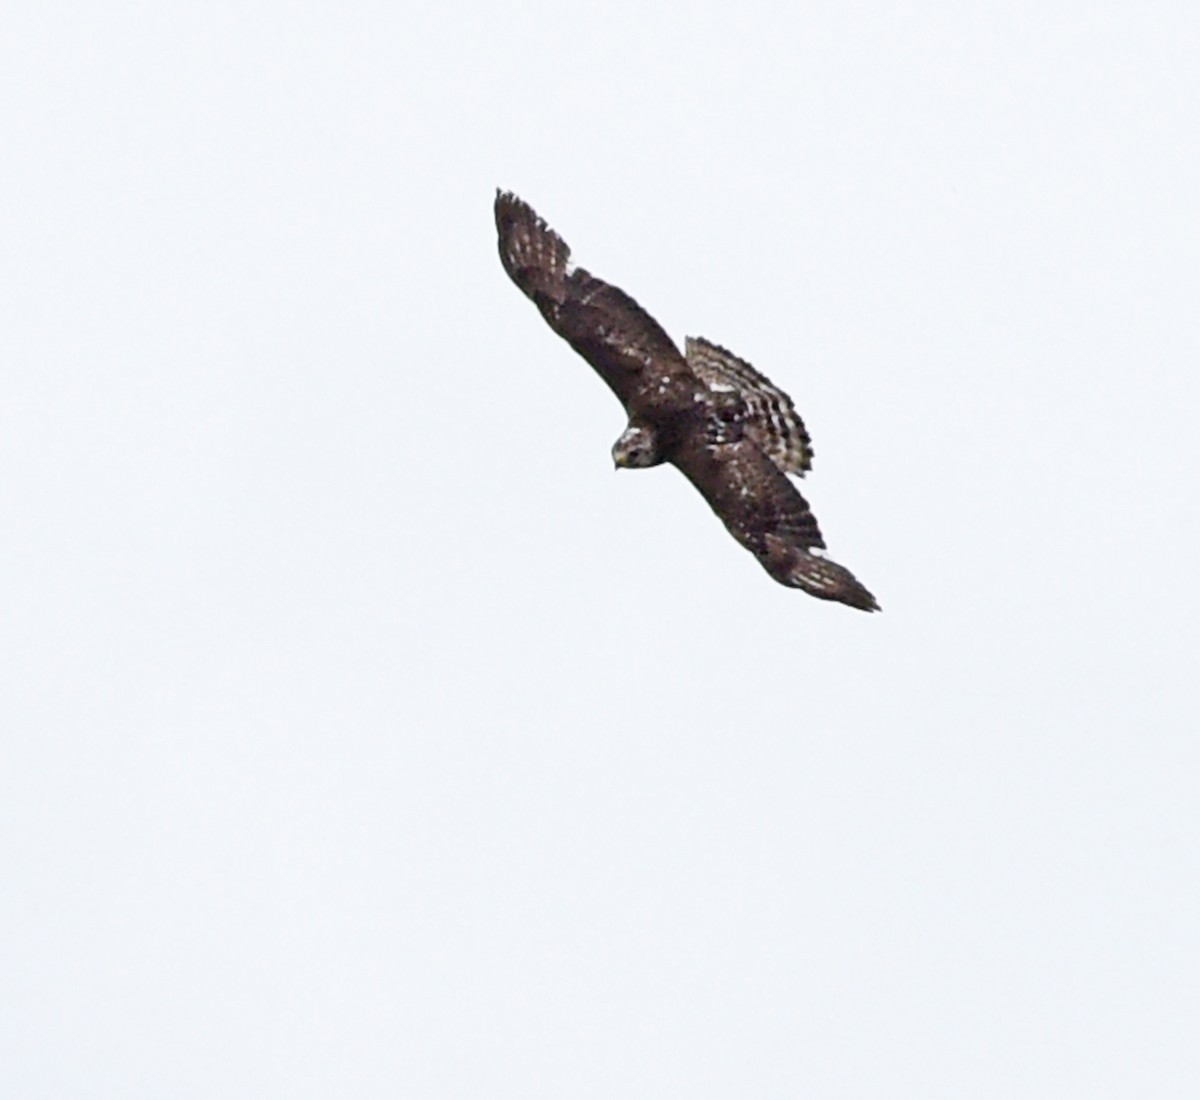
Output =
[{"x1": 495, "y1": 190, "x2": 879, "y2": 612}]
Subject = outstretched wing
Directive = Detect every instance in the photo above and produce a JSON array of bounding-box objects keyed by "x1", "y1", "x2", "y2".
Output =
[
  {"x1": 496, "y1": 190, "x2": 878, "y2": 611},
  {"x1": 495, "y1": 191, "x2": 690, "y2": 409},
  {"x1": 671, "y1": 424, "x2": 879, "y2": 611},
  {"x1": 685, "y1": 336, "x2": 813, "y2": 476}
]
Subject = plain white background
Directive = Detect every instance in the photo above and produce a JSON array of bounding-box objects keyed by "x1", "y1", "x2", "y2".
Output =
[{"x1": 3, "y1": 3, "x2": 1198, "y2": 1096}]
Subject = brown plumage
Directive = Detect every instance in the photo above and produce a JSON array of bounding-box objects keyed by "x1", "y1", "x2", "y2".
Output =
[{"x1": 495, "y1": 190, "x2": 878, "y2": 612}]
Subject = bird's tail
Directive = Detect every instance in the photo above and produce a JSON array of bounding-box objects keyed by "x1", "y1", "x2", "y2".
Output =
[{"x1": 763, "y1": 536, "x2": 880, "y2": 611}]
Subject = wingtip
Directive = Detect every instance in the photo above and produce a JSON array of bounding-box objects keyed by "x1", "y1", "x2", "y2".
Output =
[
  {"x1": 821, "y1": 571, "x2": 880, "y2": 612},
  {"x1": 853, "y1": 590, "x2": 882, "y2": 613},
  {"x1": 493, "y1": 188, "x2": 518, "y2": 223},
  {"x1": 828, "y1": 569, "x2": 880, "y2": 613},
  {"x1": 494, "y1": 191, "x2": 572, "y2": 298},
  {"x1": 769, "y1": 544, "x2": 880, "y2": 612},
  {"x1": 494, "y1": 188, "x2": 531, "y2": 216}
]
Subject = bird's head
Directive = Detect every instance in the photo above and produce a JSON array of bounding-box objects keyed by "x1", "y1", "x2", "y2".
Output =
[{"x1": 612, "y1": 423, "x2": 663, "y2": 469}]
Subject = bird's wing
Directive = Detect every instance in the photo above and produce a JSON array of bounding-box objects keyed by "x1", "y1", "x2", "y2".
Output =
[
  {"x1": 685, "y1": 336, "x2": 814, "y2": 476},
  {"x1": 495, "y1": 191, "x2": 691, "y2": 409},
  {"x1": 671, "y1": 419, "x2": 878, "y2": 611}
]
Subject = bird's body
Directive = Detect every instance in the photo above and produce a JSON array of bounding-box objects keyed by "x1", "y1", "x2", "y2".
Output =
[{"x1": 495, "y1": 190, "x2": 878, "y2": 612}]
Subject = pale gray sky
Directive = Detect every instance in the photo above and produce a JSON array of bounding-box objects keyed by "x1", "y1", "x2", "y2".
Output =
[{"x1": 3, "y1": 3, "x2": 1198, "y2": 1096}]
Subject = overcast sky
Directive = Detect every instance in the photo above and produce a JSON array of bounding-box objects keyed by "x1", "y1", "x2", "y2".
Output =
[{"x1": 3, "y1": 3, "x2": 1198, "y2": 1097}]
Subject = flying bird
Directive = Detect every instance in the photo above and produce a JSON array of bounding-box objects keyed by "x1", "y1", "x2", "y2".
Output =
[{"x1": 494, "y1": 190, "x2": 879, "y2": 612}]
